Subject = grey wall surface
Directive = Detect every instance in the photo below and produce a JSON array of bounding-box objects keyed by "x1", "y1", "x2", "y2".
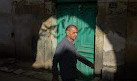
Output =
[
  {"x1": 126, "y1": 2, "x2": 137, "y2": 80},
  {"x1": 0, "y1": 0, "x2": 15, "y2": 57},
  {"x1": 97, "y1": 0, "x2": 127, "y2": 80}
]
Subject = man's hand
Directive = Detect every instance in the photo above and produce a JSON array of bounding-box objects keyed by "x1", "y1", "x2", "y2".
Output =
[
  {"x1": 90, "y1": 64, "x2": 94, "y2": 69},
  {"x1": 52, "y1": 78, "x2": 59, "y2": 81}
]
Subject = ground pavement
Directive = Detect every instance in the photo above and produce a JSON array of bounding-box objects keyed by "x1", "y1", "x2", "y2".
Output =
[{"x1": 0, "y1": 58, "x2": 103, "y2": 81}]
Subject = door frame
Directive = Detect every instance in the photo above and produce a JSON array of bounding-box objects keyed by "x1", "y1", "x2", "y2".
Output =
[{"x1": 56, "y1": 0, "x2": 103, "y2": 78}]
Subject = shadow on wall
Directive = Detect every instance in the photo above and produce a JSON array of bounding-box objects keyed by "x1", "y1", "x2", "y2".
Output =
[
  {"x1": 11, "y1": 0, "x2": 127, "y2": 81},
  {"x1": 97, "y1": 2, "x2": 127, "y2": 80}
]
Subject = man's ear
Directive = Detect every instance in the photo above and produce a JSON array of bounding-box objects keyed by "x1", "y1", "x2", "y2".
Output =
[{"x1": 66, "y1": 31, "x2": 69, "y2": 35}]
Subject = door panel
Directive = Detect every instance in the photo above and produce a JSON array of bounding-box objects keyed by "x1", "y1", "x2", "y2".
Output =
[
  {"x1": 76, "y1": 4, "x2": 96, "y2": 80},
  {"x1": 57, "y1": 4, "x2": 77, "y2": 44},
  {"x1": 57, "y1": 3, "x2": 97, "y2": 81}
]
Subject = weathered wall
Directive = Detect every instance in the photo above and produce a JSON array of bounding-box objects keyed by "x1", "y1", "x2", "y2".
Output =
[
  {"x1": 1, "y1": 0, "x2": 137, "y2": 80},
  {"x1": 0, "y1": 0, "x2": 15, "y2": 57},
  {"x1": 97, "y1": 0, "x2": 137, "y2": 80},
  {"x1": 95, "y1": 26, "x2": 104, "y2": 77},
  {"x1": 12, "y1": 0, "x2": 39, "y2": 61},
  {"x1": 0, "y1": 0, "x2": 56, "y2": 68},
  {"x1": 32, "y1": 16, "x2": 57, "y2": 69},
  {"x1": 12, "y1": 15, "x2": 32, "y2": 61},
  {"x1": 97, "y1": 0, "x2": 127, "y2": 80},
  {"x1": 31, "y1": 0, "x2": 57, "y2": 69},
  {"x1": 126, "y1": 1, "x2": 137, "y2": 80}
]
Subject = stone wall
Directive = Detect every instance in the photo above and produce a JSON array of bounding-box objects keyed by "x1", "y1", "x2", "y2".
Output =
[
  {"x1": 0, "y1": 0, "x2": 57, "y2": 68},
  {"x1": 0, "y1": 0, "x2": 15, "y2": 57},
  {"x1": 126, "y1": 1, "x2": 137, "y2": 80},
  {"x1": 30, "y1": 0, "x2": 57, "y2": 69},
  {"x1": 97, "y1": 0, "x2": 127, "y2": 80}
]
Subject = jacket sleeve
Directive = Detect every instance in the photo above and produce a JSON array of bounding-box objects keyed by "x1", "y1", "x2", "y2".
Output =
[
  {"x1": 52, "y1": 43, "x2": 64, "y2": 79},
  {"x1": 75, "y1": 50, "x2": 93, "y2": 67}
]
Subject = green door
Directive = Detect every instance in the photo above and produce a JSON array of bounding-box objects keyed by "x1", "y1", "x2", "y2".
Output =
[{"x1": 57, "y1": 3, "x2": 97, "y2": 81}]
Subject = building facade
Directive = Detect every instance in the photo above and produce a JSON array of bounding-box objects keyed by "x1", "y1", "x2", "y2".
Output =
[{"x1": 0, "y1": 0, "x2": 137, "y2": 80}]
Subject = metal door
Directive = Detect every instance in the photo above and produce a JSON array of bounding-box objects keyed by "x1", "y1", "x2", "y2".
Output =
[{"x1": 57, "y1": 3, "x2": 97, "y2": 81}]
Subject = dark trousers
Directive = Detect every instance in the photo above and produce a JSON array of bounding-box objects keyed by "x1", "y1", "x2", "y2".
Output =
[{"x1": 62, "y1": 78, "x2": 75, "y2": 81}]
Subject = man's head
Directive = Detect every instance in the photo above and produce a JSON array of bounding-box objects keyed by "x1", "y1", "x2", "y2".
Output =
[{"x1": 66, "y1": 25, "x2": 78, "y2": 41}]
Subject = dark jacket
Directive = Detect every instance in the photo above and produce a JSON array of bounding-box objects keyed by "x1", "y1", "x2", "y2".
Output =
[{"x1": 52, "y1": 38, "x2": 92, "y2": 79}]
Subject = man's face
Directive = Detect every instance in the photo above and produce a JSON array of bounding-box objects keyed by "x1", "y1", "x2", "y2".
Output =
[{"x1": 66, "y1": 27, "x2": 78, "y2": 40}]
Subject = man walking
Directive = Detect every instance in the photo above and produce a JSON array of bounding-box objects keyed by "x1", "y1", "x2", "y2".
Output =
[{"x1": 52, "y1": 25, "x2": 94, "y2": 81}]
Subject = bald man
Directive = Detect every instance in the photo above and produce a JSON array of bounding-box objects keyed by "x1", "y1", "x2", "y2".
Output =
[{"x1": 52, "y1": 25, "x2": 94, "y2": 81}]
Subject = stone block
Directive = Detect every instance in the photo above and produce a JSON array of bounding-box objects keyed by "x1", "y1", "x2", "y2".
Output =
[
  {"x1": 103, "y1": 51, "x2": 116, "y2": 66},
  {"x1": 13, "y1": 69, "x2": 24, "y2": 74},
  {"x1": 0, "y1": 67, "x2": 8, "y2": 71},
  {"x1": 103, "y1": 50, "x2": 125, "y2": 67},
  {"x1": 91, "y1": 77, "x2": 100, "y2": 81},
  {"x1": 102, "y1": 67, "x2": 116, "y2": 80}
]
